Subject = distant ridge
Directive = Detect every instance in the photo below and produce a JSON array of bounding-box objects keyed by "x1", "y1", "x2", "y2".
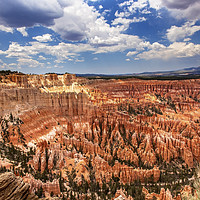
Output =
[
  {"x1": 137, "y1": 66, "x2": 200, "y2": 76},
  {"x1": 76, "y1": 66, "x2": 200, "y2": 80}
]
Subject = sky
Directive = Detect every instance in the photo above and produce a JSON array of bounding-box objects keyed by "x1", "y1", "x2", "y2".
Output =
[{"x1": 0, "y1": 0, "x2": 200, "y2": 74}]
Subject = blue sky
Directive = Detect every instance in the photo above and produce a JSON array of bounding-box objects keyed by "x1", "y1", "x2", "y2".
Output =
[{"x1": 0, "y1": 0, "x2": 200, "y2": 74}]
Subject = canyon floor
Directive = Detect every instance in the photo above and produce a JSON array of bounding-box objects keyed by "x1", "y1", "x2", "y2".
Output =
[{"x1": 0, "y1": 72, "x2": 200, "y2": 200}]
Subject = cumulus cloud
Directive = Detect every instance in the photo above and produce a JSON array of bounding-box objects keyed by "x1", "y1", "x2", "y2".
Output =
[
  {"x1": 148, "y1": 0, "x2": 162, "y2": 10},
  {"x1": 17, "y1": 27, "x2": 28, "y2": 36},
  {"x1": 0, "y1": 25, "x2": 13, "y2": 33},
  {"x1": 1, "y1": 0, "x2": 200, "y2": 68},
  {"x1": 52, "y1": 0, "x2": 147, "y2": 49},
  {"x1": 118, "y1": 0, "x2": 200, "y2": 20},
  {"x1": 0, "y1": 61, "x2": 18, "y2": 69},
  {"x1": 160, "y1": 0, "x2": 200, "y2": 20},
  {"x1": 162, "y1": 0, "x2": 199, "y2": 10},
  {"x1": 0, "y1": 41, "x2": 95, "y2": 63},
  {"x1": 147, "y1": 0, "x2": 200, "y2": 20},
  {"x1": 119, "y1": 0, "x2": 163, "y2": 14},
  {"x1": 166, "y1": 21, "x2": 200, "y2": 42},
  {"x1": 0, "y1": 42, "x2": 37, "y2": 58},
  {"x1": 119, "y1": 0, "x2": 149, "y2": 16},
  {"x1": 112, "y1": 17, "x2": 146, "y2": 30},
  {"x1": 53, "y1": 65, "x2": 64, "y2": 68},
  {"x1": 0, "y1": 0, "x2": 63, "y2": 27},
  {"x1": 54, "y1": 59, "x2": 66, "y2": 63},
  {"x1": 38, "y1": 55, "x2": 47, "y2": 60},
  {"x1": 184, "y1": 38, "x2": 191, "y2": 42},
  {"x1": 126, "y1": 51, "x2": 138, "y2": 56},
  {"x1": 0, "y1": 34, "x2": 150, "y2": 66},
  {"x1": 0, "y1": 0, "x2": 149, "y2": 47},
  {"x1": 17, "y1": 58, "x2": 42, "y2": 68},
  {"x1": 33, "y1": 34, "x2": 53, "y2": 42},
  {"x1": 75, "y1": 58, "x2": 84, "y2": 62},
  {"x1": 87, "y1": 0, "x2": 100, "y2": 2},
  {"x1": 52, "y1": 0, "x2": 100, "y2": 41},
  {"x1": 136, "y1": 42, "x2": 200, "y2": 60}
]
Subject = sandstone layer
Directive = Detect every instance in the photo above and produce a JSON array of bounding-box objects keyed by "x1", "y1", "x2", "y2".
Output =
[{"x1": 0, "y1": 172, "x2": 38, "y2": 200}]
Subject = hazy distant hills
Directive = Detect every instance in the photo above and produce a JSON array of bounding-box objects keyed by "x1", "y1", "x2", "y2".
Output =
[
  {"x1": 136, "y1": 66, "x2": 200, "y2": 77},
  {"x1": 76, "y1": 66, "x2": 200, "y2": 80}
]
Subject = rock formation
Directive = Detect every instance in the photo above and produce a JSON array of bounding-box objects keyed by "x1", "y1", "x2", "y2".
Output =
[
  {"x1": 0, "y1": 73, "x2": 200, "y2": 199},
  {"x1": 0, "y1": 172, "x2": 38, "y2": 200}
]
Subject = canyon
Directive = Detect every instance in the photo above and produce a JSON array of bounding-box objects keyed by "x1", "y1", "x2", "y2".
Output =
[{"x1": 0, "y1": 72, "x2": 199, "y2": 199}]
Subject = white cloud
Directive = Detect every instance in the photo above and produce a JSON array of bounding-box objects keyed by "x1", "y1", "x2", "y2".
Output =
[
  {"x1": 0, "y1": 41, "x2": 95, "y2": 64},
  {"x1": 0, "y1": 36, "x2": 149, "y2": 63},
  {"x1": 93, "y1": 34, "x2": 149, "y2": 54},
  {"x1": 166, "y1": 21, "x2": 200, "y2": 42},
  {"x1": 126, "y1": 58, "x2": 130, "y2": 61},
  {"x1": 52, "y1": 0, "x2": 146, "y2": 45},
  {"x1": 102, "y1": 9, "x2": 111, "y2": 16},
  {"x1": 33, "y1": 34, "x2": 53, "y2": 42},
  {"x1": 0, "y1": 25, "x2": 13, "y2": 33},
  {"x1": 118, "y1": 0, "x2": 162, "y2": 14},
  {"x1": 115, "y1": 10, "x2": 130, "y2": 18},
  {"x1": 54, "y1": 65, "x2": 64, "y2": 68},
  {"x1": 0, "y1": 0, "x2": 149, "y2": 56},
  {"x1": 119, "y1": 0, "x2": 149, "y2": 16},
  {"x1": 87, "y1": 0, "x2": 100, "y2": 2},
  {"x1": 0, "y1": 42, "x2": 37, "y2": 58},
  {"x1": 75, "y1": 58, "x2": 84, "y2": 62},
  {"x1": 157, "y1": 0, "x2": 200, "y2": 20},
  {"x1": 17, "y1": 58, "x2": 43, "y2": 68},
  {"x1": 141, "y1": 9, "x2": 151, "y2": 14},
  {"x1": 0, "y1": 60, "x2": 18, "y2": 70},
  {"x1": 148, "y1": 0, "x2": 162, "y2": 10},
  {"x1": 112, "y1": 17, "x2": 146, "y2": 31},
  {"x1": 119, "y1": 0, "x2": 200, "y2": 20},
  {"x1": 54, "y1": 59, "x2": 66, "y2": 63},
  {"x1": 1, "y1": 0, "x2": 199, "y2": 69},
  {"x1": 184, "y1": 38, "x2": 191, "y2": 42},
  {"x1": 38, "y1": 55, "x2": 47, "y2": 60},
  {"x1": 17, "y1": 27, "x2": 28, "y2": 37},
  {"x1": 136, "y1": 42, "x2": 200, "y2": 60},
  {"x1": 8, "y1": 63, "x2": 17, "y2": 67},
  {"x1": 126, "y1": 51, "x2": 138, "y2": 56},
  {"x1": 93, "y1": 57, "x2": 98, "y2": 60},
  {"x1": 99, "y1": 5, "x2": 103, "y2": 9},
  {"x1": 52, "y1": 0, "x2": 98, "y2": 41}
]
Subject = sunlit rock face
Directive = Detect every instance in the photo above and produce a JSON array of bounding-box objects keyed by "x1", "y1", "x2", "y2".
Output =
[{"x1": 0, "y1": 73, "x2": 200, "y2": 199}]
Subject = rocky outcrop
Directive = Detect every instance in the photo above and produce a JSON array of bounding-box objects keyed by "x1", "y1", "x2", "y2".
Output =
[
  {"x1": 114, "y1": 189, "x2": 134, "y2": 200},
  {"x1": 0, "y1": 172, "x2": 38, "y2": 200},
  {"x1": 0, "y1": 87, "x2": 92, "y2": 117},
  {"x1": 143, "y1": 187, "x2": 173, "y2": 200},
  {"x1": 92, "y1": 156, "x2": 160, "y2": 184},
  {"x1": 23, "y1": 174, "x2": 61, "y2": 196}
]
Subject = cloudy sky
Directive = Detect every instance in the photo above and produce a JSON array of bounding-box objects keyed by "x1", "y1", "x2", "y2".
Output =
[{"x1": 0, "y1": 0, "x2": 200, "y2": 74}]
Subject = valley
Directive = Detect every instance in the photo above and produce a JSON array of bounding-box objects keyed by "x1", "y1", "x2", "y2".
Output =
[{"x1": 0, "y1": 72, "x2": 199, "y2": 200}]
